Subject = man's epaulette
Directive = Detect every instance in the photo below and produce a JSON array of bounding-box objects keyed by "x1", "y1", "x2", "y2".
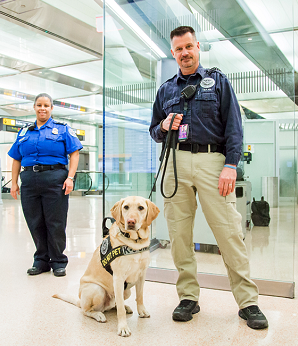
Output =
[
  {"x1": 53, "y1": 119, "x2": 67, "y2": 125},
  {"x1": 159, "y1": 74, "x2": 177, "y2": 88},
  {"x1": 206, "y1": 67, "x2": 226, "y2": 77}
]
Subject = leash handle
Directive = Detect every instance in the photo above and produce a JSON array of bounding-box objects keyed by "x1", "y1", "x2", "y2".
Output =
[{"x1": 149, "y1": 114, "x2": 178, "y2": 199}]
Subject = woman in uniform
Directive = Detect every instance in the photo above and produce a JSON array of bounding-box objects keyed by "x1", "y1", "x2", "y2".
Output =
[{"x1": 8, "y1": 93, "x2": 83, "y2": 277}]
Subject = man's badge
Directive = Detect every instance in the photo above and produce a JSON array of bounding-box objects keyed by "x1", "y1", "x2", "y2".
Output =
[
  {"x1": 52, "y1": 128, "x2": 59, "y2": 135},
  {"x1": 200, "y1": 78, "x2": 215, "y2": 88}
]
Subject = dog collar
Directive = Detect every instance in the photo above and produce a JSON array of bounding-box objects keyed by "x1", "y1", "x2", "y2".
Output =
[
  {"x1": 120, "y1": 229, "x2": 131, "y2": 238},
  {"x1": 119, "y1": 227, "x2": 142, "y2": 240}
]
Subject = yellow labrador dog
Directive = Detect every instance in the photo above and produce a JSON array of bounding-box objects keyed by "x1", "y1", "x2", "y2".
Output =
[{"x1": 53, "y1": 196, "x2": 159, "y2": 337}]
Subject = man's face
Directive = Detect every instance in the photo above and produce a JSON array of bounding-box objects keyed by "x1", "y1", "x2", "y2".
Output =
[{"x1": 171, "y1": 32, "x2": 200, "y2": 75}]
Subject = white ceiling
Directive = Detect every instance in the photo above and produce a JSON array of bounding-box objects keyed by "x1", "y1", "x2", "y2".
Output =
[
  {"x1": 0, "y1": 65, "x2": 19, "y2": 77},
  {"x1": 41, "y1": 0, "x2": 103, "y2": 28},
  {"x1": 0, "y1": 74, "x2": 92, "y2": 100},
  {"x1": 51, "y1": 61, "x2": 103, "y2": 86},
  {"x1": 0, "y1": 18, "x2": 96, "y2": 68},
  {"x1": 242, "y1": 0, "x2": 298, "y2": 30}
]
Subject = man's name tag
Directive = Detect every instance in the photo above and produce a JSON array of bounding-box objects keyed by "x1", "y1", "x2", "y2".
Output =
[{"x1": 178, "y1": 124, "x2": 189, "y2": 142}]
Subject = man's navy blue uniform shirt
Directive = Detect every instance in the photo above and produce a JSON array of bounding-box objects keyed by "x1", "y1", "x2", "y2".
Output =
[
  {"x1": 8, "y1": 117, "x2": 83, "y2": 166},
  {"x1": 149, "y1": 64, "x2": 243, "y2": 165}
]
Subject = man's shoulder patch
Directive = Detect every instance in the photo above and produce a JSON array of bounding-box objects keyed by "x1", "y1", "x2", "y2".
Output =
[
  {"x1": 206, "y1": 67, "x2": 226, "y2": 78},
  {"x1": 160, "y1": 74, "x2": 177, "y2": 88}
]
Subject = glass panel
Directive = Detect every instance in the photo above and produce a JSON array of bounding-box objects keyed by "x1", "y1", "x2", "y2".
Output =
[
  {"x1": 103, "y1": 0, "x2": 295, "y2": 289},
  {"x1": 103, "y1": 1, "x2": 158, "y2": 217}
]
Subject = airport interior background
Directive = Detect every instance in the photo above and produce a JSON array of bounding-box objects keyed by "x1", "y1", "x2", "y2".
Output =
[{"x1": 0, "y1": 0, "x2": 298, "y2": 319}]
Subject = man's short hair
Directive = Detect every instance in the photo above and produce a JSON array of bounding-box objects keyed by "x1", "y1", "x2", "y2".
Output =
[{"x1": 170, "y1": 26, "x2": 196, "y2": 41}]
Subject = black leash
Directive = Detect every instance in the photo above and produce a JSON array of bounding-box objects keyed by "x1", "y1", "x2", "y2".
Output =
[
  {"x1": 148, "y1": 82, "x2": 202, "y2": 200},
  {"x1": 149, "y1": 114, "x2": 178, "y2": 199}
]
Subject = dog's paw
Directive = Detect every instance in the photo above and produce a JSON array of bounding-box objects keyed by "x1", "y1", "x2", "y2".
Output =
[
  {"x1": 85, "y1": 310, "x2": 107, "y2": 323},
  {"x1": 94, "y1": 312, "x2": 107, "y2": 323},
  {"x1": 137, "y1": 306, "x2": 150, "y2": 318},
  {"x1": 117, "y1": 324, "x2": 131, "y2": 337},
  {"x1": 125, "y1": 305, "x2": 133, "y2": 314}
]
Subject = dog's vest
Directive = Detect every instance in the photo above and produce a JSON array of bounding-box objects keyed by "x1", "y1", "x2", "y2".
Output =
[{"x1": 100, "y1": 235, "x2": 150, "y2": 289}]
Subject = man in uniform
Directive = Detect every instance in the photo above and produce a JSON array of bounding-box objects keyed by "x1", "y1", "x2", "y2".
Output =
[{"x1": 149, "y1": 26, "x2": 268, "y2": 330}]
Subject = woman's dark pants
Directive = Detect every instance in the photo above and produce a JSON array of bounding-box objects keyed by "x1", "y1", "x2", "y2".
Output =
[{"x1": 20, "y1": 168, "x2": 69, "y2": 271}]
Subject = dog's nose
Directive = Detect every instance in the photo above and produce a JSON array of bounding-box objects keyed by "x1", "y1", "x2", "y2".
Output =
[{"x1": 127, "y1": 219, "x2": 136, "y2": 226}]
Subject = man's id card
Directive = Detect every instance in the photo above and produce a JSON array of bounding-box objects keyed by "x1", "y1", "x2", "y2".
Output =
[{"x1": 178, "y1": 124, "x2": 189, "y2": 142}]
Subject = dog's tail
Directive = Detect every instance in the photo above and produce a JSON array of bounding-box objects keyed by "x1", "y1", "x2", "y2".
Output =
[{"x1": 52, "y1": 294, "x2": 81, "y2": 308}]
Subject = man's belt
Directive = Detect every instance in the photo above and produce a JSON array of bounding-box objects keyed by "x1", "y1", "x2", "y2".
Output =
[
  {"x1": 23, "y1": 164, "x2": 66, "y2": 172},
  {"x1": 177, "y1": 143, "x2": 224, "y2": 154}
]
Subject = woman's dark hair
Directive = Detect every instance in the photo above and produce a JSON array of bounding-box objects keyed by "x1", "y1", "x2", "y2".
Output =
[
  {"x1": 170, "y1": 26, "x2": 196, "y2": 41},
  {"x1": 34, "y1": 93, "x2": 54, "y2": 107}
]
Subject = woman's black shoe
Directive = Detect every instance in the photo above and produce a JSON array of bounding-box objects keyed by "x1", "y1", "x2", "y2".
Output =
[
  {"x1": 27, "y1": 267, "x2": 50, "y2": 275},
  {"x1": 172, "y1": 299, "x2": 200, "y2": 321},
  {"x1": 53, "y1": 268, "x2": 66, "y2": 277}
]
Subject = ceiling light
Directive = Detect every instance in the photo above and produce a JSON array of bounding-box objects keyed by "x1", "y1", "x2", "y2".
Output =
[
  {"x1": 104, "y1": 0, "x2": 167, "y2": 58},
  {"x1": 248, "y1": 38, "x2": 252, "y2": 41}
]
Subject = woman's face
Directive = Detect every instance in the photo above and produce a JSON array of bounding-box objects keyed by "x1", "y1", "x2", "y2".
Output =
[{"x1": 33, "y1": 97, "x2": 53, "y2": 125}]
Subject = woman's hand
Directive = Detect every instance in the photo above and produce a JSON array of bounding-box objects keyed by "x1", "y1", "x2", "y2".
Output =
[
  {"x1": 64, "y1": 150, "x2": 79, "y2": 195},
  {"x1": 63, "y1": 178, "x2": 73, "y2": 195},
  {"x1": 10, "y1": 182, "x2": 20, "y2": 200},
  {"x1": 10, "y1": 159, "x2": 21, "y2": 200}
]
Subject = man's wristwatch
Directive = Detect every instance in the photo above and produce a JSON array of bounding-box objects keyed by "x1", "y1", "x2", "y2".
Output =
[
  {"x1": 160, "y1": 119, "x2": 167, "y2": 132},
  {"x1": 67, "y1": 176, "x2": 74, "y2": 180}
]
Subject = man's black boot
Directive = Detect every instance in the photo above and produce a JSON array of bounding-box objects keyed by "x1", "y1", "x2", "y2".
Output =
[
  {"x1": 172, "y1": 299, "x2": 200, "y2": 322},
  {"x1": 239, "y1": 305, "x2": 268, "y2": 329}
]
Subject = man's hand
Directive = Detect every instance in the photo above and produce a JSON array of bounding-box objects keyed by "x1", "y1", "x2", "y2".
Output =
[
  {"x1": 10, "y1": 182, "x2": 20, "y2": 200},
  {"x1": 162, "y1": 113, "x2": 183, "y2": 131},
  {"x1": 218, "y1": 166, "x2": 237, "y2": 196},
  {"x1": 63, "y1": 178, "x2": 74, "y2": 195}
]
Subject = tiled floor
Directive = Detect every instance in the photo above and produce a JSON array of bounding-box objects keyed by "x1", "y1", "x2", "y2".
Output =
[{"x1": 1, "y1": 196, "x2": 298, "y2": 346}]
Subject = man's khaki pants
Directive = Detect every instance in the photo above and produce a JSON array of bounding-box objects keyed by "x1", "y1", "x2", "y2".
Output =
[{"x1": 163, "y1": 150, "x2": 258, "y2": 309}]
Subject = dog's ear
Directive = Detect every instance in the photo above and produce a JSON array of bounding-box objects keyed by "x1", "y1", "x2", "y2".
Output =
[
  {"x1": 110, "y1": 199, "x2": 124, "y2": 223},
  {"x1": 145, "y1": 199, "x2": 160, "y2": 225}
]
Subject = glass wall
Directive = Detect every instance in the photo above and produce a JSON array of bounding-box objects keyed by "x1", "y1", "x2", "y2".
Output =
[
  {"x1": 103, "y1": 0, "x2": 297, "y2": 297},
  {"x1": 103, "y1": 1, "x2": 160, "y2": 216},
  {"x1": 0, "y1": 0, "x2": 295, "y2": 298}
]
